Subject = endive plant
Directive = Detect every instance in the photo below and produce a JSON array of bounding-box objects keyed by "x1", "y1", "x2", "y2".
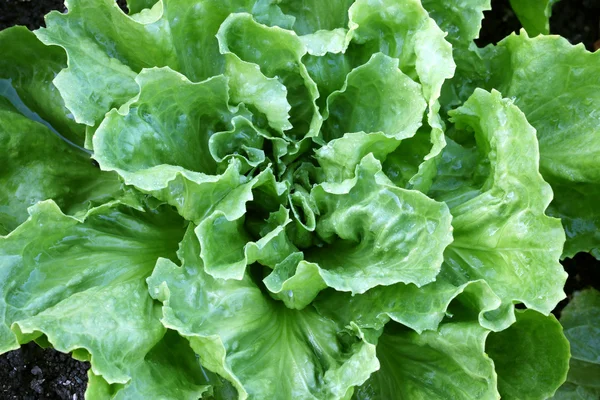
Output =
[{"x1": 2, "y1": 0, "x2": 598, "y2": 399}]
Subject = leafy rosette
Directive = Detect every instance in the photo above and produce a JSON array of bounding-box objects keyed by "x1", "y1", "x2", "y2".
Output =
[{"x1": 1, "y1": 0, "x2": 590, "y2": 399}]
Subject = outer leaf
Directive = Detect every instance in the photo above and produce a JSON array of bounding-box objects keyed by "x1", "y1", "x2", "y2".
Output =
[
  {"x1": 306, "y1": 154, "x2": 452, "y2": 294},
  {"x1": 487, "y1": 34, "x2": 599, "y2": 187},
  {"x1": 509, "y1": 0, "x2": 559, "y2": 36},
  {"x1": 35, "y1": 0, "x2": 177, "y2": 126},
  {"x1": 35, "y1": 0, "x2": 262, "y2": 128},
  {"x1": 485, "y1": 33, "x2": 600, "y2": 258},
  {"x1": 0, "y1": 102, "x2": 123, "y2": 235},
  {"x1": 487, "y1": 310, "x2": 570, "y2": 400},
  {"x1": 353, "y1": 322, "x2": 499, "y2": 400},
  {"x1": 554, "y1": 289, "x2": 600, "y2": 398},
  {"x1": 0, "y1": 27, "x2": 85, "y2": 145},
  {"x1": 548, "y1": 182, "x2": 600, "y2": 259},
  {"x1": 85, "y1": 331, "x2": 210, "y2": 400},
  {"x1": 0, "y1": 200, "x2": 185, "y2": 384},
  {"x1": 551, "y1": 383, "x2": 600, "y2": 400},
  {"x1": 431, "y1": 89, "x2": 567, "y2": 319},
  {"x1": 162, "y1": 0, "x2": 256, "y2": 82},
  {"x1": 421, "y1": 0, "x2": 491, "y2": 46},
  {"x1": 148, "y1": 226, "x2": 379, "y2": 400}
]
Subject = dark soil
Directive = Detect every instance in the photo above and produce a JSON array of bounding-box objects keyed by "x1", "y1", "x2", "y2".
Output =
[
  {"x1": 554, "y1": 253, "x2": 600, "y2": 317},
  {"x1": 0, "y1": 0, "x2": 599, "y2": 399},
  {"x1": 477, "y1": 0, "x2": 600, "y2": 51},
  {"x1": 0, "y1": 342, "x2": 89, "y2": 399},
  {"x1": 0, "y1": 0, "x2": 128, "y2": 30}
]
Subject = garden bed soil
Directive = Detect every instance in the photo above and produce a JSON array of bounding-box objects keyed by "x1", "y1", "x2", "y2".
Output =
[{"x1": 0, "y1": 0, "x2": 599, "y2": 398}]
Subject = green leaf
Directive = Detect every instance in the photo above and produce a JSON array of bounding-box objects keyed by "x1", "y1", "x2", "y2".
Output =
[
  {"x1": 509, "y1": 0, "x2": 559, "y2": 36},
  {"x1": 277, "y1": 0, "x2": 355, "y2": 35},
  {"x1": 93, "y1": 67, "x2": 266, "y2": 225},
  {"x1": 487, "y1": 310, "x2": 570, "y2": 400},
  {"x1": 164, "y1": 0, "x2": 258, "y2": 82},
  {"x1": 421, "y1": 0, "x2": 491, "y2": 46},
  {"x1": 381, "y1": 127, "x2": 436, "y2": 189},
  {"x1": 348, "y1": 0, "x2": 454, "y2": 99},
  {"x1": 196, "y1": 170, "x2": 289, "y2": 280},
  {"x1": 94, "y1": 67, "x2": 229, "y2": 176},
  {"x1": 300, "y1": 28, "x2": 349, "y2": 56},
  {"x1": 0, "y1": 103, "x2": 124, "y2": 235},
  {"x1": 430, "y1": 0, "x2": 491, "y2": 121},
  {"x1": 547, "y1": 182, "x2": 600, "y2": 259},
  {"x1": 306, "y1": 154, "x2": 452, "y2": 294},
  {"x1": 34, "y1": 0, "x2": 262, "y2": 128},
  {"x1": 487, "y1": 34, "x2": 599, "y2": 187},
  {"x1": 147, "y1": 226, "x2": 379, "y2": 400},
  {"x1": 431, "y1": 89, "x2": 567, "y2": 320},
  {"x1": 126, "y1": 0, "x2": 158, "y2": 14},
  {"x1": 323, "y1": 53, "x2": 426, "y2": 141},
  {"x1": 485, "y1": 33, "x2": 600, "y2": 258},
  {"x1": 353, "y1": 322, "x2": 499, "y2": 400},
  {"x1": 222, "y1": 52, "x2": 292, "y2": 134},
  {"x1": 346, "y1": 0, "x2": 455, "y2": 192},
  {"x1": 0, "y1": 27, "x2": 85, "y2": 145},
  {"x1": 217, "y1": 13, "x2": 322, "y2": 140},
  {"x1": 315, "y1": 275, "x2": 503, "y2": 334},
  {"x1": 85, "y1": 330, "x2": 210, "y2": 400},
  {"x1": 0, "y1": 200, "x2": 185, "y2": 384},
  {"x1": 263, "y1": 255, "x2": 328, "y2": 310},
  {"x1": 316, "y1": 132, "x2": 401, "y2": 183},
  {"x1": 34, "y1": 0, "x2": 177, "y2": 126},
  {"x1": 555, "y1": 289, "x2": 600, "y2": 397},
  {"x1": 551, "y1": 383, "x2": 600, "y2": 400}
]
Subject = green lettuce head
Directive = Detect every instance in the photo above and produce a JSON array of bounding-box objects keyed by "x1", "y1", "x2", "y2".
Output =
[{"x1": 2, "y1": 0, "x2": 598, "y2": 398}]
